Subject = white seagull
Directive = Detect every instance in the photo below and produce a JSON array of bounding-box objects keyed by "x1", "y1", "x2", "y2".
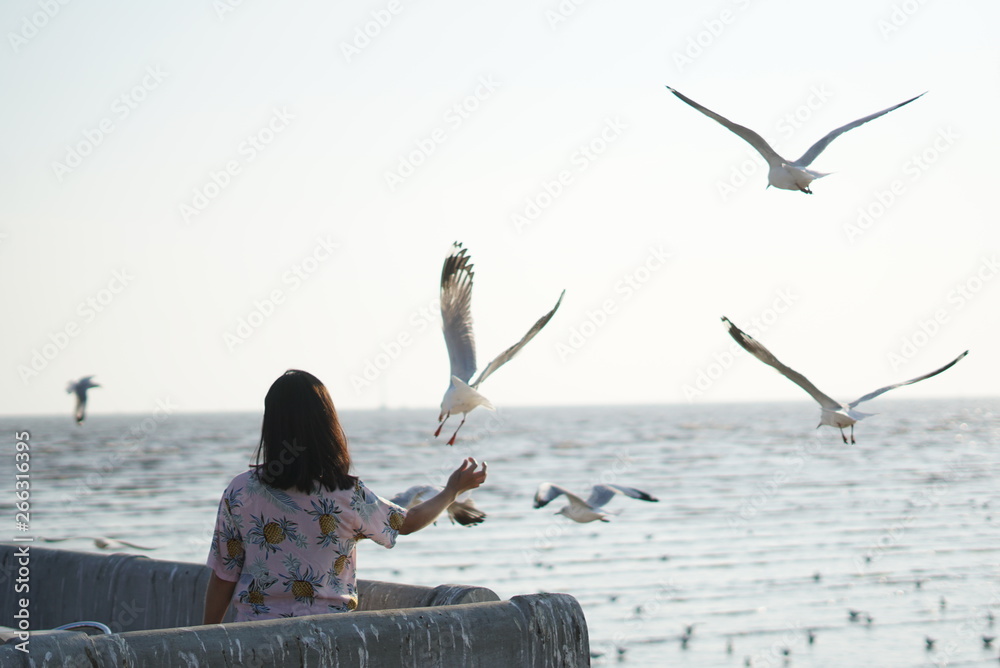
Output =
[
  {"x1": 436, "y1": 242, "x2": 564, "y2": 445},
  {"x1": 391, "y1": 485, "x2": 486, "y2": 527},
  {"x1": 66, "y1": 376, "x2": 100, "y2": 424},
  {"x1": 722, "y1": 316, "x2": 968, "y2": 443},
  {"x1": 665, "y1": 86, "x2": 925, "y2": 194},
  {"x1": 533, "y1": 483, "x2": 659, "y2": 523}
]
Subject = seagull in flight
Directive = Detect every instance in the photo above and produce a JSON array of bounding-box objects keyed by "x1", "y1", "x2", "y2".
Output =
[
  {"x1": 533, "y1": 483, "x2": 658, "y2": 523},
  {"x1": 66, "y1": 376, "x2": 100, "y2": 424},
  {"x1": 390, "y1": 485, "x2": 486, "y2": 526},
  {"x1": 665, "y1": 86, "x2": 925, "y2": 193},
  {"x1": 436, "y1": 242, "x2": 564, "y2": 445},
  {"x1": 722, "y1": 317, "x2": 968, "y2": 443}
]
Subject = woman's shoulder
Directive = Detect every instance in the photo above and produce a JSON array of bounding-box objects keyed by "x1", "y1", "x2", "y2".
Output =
[{"x1": 224, "y1": 469, "x2": 257, "y2": 490}]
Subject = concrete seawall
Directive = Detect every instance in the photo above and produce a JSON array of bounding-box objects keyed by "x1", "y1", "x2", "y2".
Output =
[{"x1": 0, "y1": 544, "x2": 589, "y2": 667}]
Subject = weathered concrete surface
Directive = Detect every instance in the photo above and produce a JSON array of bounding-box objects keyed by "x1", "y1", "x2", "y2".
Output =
[
  {"x1": 356, "y1": 579, "x2": 500, "y2": 611},
  {"x1": 0, "y1": 543, "x2": 211, "y2": 632},
  {"x1": 0, "y1": 544, "x2": 590, "y2": 667},
  {"x1": 0, "y1": 545, "x2": 499, "y2": 630}
]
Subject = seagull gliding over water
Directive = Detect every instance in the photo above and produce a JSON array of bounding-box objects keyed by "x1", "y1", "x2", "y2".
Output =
[
  {"x1": 722, "y1": 317, "x2": 968, "y2": 443},
  {"x1": 534, "y1": 483, "x2": 659, "y2": 523}
]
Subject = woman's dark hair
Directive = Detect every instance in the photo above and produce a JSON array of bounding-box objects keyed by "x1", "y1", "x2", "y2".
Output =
[{"x1": 253, "y1": 369, "x2": 355, "y2": 492}]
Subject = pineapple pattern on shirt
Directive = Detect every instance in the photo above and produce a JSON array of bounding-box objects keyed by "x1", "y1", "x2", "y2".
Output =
[{"x1": 208, "y1": 469, "x2": 405, "y2": 621}]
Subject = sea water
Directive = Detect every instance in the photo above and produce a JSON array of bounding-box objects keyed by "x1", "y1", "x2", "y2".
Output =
[{"x1": 2, "y1": 399, "x2": 998, "y2": 667}]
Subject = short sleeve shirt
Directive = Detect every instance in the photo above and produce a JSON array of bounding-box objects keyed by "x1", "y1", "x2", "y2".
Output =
[{"x1": 207, "y1": 469, "x2": 405, "y2": 621}]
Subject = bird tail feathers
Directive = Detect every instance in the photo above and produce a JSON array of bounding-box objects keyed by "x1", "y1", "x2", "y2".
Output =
[{"x1": 450, "y1": 376, "x2": 495, "y2": 411}]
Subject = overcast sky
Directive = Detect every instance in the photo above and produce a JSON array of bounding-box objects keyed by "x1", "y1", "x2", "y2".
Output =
[{"x1": 2, "y1": 0, "x2": 997, "y2": 417}]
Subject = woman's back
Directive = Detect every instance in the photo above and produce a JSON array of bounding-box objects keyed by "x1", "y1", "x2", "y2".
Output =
[{"x1": 209, "y1": 469, "x2": 404, "y2": 621}]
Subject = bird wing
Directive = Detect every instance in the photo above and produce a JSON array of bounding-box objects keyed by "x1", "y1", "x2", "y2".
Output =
[
  {"x1": 848, "y1": 350, "x2": 968, "y2": 408},
  {"x1": 792, "y1": 92, "x2": 926, "y2": 167},
  {"x1": 666, "y1": 86, "x2": 784, "y2": 167},
  {"x1": 115, "y1": 539, "x2": 156, "y2": 550},
  {"x1": 440, "y1": 242, "x2": 478, "y2": 384},
  {"x1": 447, "y1": 497, "x2": 486, "y2": 526},
  {"x1": 586, "y1": 484, "x2": 659, "y2": 508},
  {"x1": 722, "y1": 317, "x2": 842, "y2": 410},
  {"x1": 534, "y1": 482, "x2": 587, "y2": 509},
  {"x1": 390, "y1": 485, "x2": 438, "y2": 509},
  {"x1": 471, "y1": 290, "x2": 565, "y2": 389}
]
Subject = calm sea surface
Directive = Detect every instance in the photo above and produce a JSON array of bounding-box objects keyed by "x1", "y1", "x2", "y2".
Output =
[{"x1": 2, "y1": 399, "x2": 998, "y2": 667}]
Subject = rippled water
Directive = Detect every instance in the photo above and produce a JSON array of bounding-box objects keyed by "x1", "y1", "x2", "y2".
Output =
[{"x1": 2, "y1": 399, "x2": 998, "y2": 667}]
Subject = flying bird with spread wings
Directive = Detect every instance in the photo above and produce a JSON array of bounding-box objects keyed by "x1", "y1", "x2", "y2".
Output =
[
  {"x1": 666, "y1": 86, "x2": 925, "y2": 193},
  {"x1": 534, "y1": 483, "x2": 659, "y2": 523},
  {"x1": 722, "y1": 317, "x2": 967, "y2": 443},
  {"x1": 436, "y1": 242, "x2": 564, "y2": 445},
  {"x1": 66, "y1": 376, "x2": 100, "y2": 424}
]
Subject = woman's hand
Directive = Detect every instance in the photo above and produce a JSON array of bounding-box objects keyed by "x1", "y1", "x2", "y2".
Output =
[
  {"x1": 398, "y1": 458, "x2": 488, "y2": 535},
  {"x1": 444, "y1": 457, "x2": 488, "y2": 497}
]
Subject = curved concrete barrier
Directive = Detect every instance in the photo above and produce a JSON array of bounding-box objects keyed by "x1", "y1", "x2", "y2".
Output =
[{"x1": 0, "y1": 544, "x2": 590, "y2": 667}]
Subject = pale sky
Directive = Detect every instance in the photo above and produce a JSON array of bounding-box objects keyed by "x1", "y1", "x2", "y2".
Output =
[{"x1": 2, "y1": 0, "x2": 998, "y2": 417}]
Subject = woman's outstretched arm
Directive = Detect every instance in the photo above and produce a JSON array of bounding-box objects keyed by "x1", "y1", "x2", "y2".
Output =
[{"x1": 399, "y1": 457, "x2": 487, "y2": 535}]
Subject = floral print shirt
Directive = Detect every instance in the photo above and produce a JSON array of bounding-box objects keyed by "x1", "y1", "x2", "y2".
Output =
[{"x1": 208, "y1": 469, "x2": 405, "y2": 621}]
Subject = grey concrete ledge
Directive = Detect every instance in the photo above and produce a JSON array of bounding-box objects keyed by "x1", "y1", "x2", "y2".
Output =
[{"x1": 0, "y1": 544, "x2": 590, "y2": 667}]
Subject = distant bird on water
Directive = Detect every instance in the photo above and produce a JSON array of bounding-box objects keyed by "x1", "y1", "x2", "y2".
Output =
[
  {"x1": 436, "y1": 242, "x2": 564, "y2": 445},
  {"x1": 390, "y1": 485, "x2": 486, "y2": 527},
  {"x1": 66, "y1": 376, "x2": 100, "y2": 424},
  {"x1": 721, "y1": 317, "x2": 968, "y2": 443},
  {"x1": 664, "y1": 86, "x2": 925, "y2": 194},
  {"x1": 534, "y1": 483, "x2": 658, "y2": 523}
]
